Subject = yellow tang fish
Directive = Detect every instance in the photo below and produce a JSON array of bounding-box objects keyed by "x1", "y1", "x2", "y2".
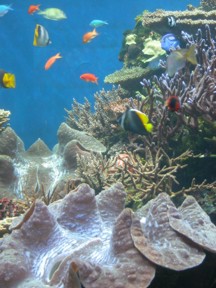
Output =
[{"x1": 0, "y1": 69, "x2": 16, "y2": 88}]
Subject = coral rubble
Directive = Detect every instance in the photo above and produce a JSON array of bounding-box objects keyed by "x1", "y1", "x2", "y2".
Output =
[{"x1": 1, "y1": 184, "x2": 216, "y2": 287}]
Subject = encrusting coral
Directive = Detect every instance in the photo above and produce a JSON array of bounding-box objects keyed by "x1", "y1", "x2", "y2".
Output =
[{"x1": 1, "y1": 183, "x2": 216, "y2": 288}]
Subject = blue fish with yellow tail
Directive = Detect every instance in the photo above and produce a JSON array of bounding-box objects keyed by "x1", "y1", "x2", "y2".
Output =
[{"x1": 161, "y1": 33, "x2": 180, "y2": 52}]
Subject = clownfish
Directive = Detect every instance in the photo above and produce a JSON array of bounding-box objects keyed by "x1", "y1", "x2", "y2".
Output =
[
  {"x1": 118, "y1": 108, "x2": 153, "y2": 135},
  {"x1": 165, "y1": 95, "x2": 181, "y2": 112}
]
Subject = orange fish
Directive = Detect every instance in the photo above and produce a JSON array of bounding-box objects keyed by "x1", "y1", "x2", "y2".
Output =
[
  {"x1": 28, "y1": 4, "x2": 40, "y2": 14},
  {"x1": 165, "y1": 95, "x2": 181, "y2": 112},
  {"x1": 82, "y1": 29, "x2": 98, "y2": 43},
  {"x1": 44, "y1": 53, "x2": 62, "y2": 70},
  {"x1": 80, "y1": 73, "x2": 98, "y2": 84}
]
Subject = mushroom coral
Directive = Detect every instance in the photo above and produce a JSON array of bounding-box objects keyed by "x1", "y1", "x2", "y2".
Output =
[{"x1": 1, "y1": 183, "x2": 216, "y2": 288}]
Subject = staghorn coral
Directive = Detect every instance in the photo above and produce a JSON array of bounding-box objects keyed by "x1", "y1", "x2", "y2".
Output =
[
  {"x1": 65, "y1": 86, "x2": 131, "y2": 146},
  {"x1": 0, "y1": 109, "x2": 10, "y2": 132},
  {"x1": 76, "y1": 147, "x2": 196, "y2": 207},
  {"x1": 1, "y1": 184, "x2": 216, "y2": 287},
  {"x1": 136, "y1": 25, "x2": 216, "y2": 154}
]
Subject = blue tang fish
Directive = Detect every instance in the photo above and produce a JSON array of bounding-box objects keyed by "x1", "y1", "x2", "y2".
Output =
[
  {"x1": 0, "y1": 4, "x2": 13, "y2": 17},
  {"x1": 161, "y1": 33, "x2": 180, "y2": 52},
  {"x1": 89, "y1": 19, "x2": 108, "y2": 28}
]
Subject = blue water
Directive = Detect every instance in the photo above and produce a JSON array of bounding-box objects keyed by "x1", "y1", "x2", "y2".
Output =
[{"x1": 0, "y1": 0, "x2": 199, "y2": 149}]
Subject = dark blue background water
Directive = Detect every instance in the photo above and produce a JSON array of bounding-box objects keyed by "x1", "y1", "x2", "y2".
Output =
[{"x1": 0, "y1": 0, "x2": 199, "y2": 149}]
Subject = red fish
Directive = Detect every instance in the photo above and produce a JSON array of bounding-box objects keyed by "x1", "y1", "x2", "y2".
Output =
[
  {"x1": 28, "y1": 4, "x2": 40, "y2": 14},
  {"x1": 82, "y1": 29, "x2": 98, "y2": 43},
  {"x1": 45, "y1": 53, "x2": 62, "y2": 70},
  {"x1": 80, "y1": 73, "x2": 98, "y2": 84},
  {"x1": 165, "y1": 95, "x2": 181, "y2": 112}
]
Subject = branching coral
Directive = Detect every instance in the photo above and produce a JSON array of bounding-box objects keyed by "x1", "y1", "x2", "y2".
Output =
[
  {"x1": 76, "y1": 147, "x2": 198, "y2": 207},
  {"x1": 65, "y1": 86, "x2": 130, "y2": 146},
  {"x1": 0, "y1": 109, "x2": 10, "y2": 132},
  {"x1": 137, "y1": 25, "x2": 216, "y2": 153}
]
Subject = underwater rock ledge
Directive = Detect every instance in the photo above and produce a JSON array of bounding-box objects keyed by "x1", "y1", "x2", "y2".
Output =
[{"x1": 1, "y1": 184, "x2": 216, "y2": 288}]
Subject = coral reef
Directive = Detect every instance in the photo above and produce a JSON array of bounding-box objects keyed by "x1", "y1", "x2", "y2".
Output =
[
  {"x1": 0, "y1": 109, "x2": 10, "y2": 132},
  {"x1": 200, "y1": 0, "x2": 216, "y2": 11},
  {"x1": 0, "y1": 123, "x2": 105, "y2": 203},
  {"x1": 104, "y1": 67, "x2": 149, "y2": 90},
  {"x1": 1, "y1": 184, "x2": 216, "y2": 287},
  {"x1": 140, "y1": 9, "x2": 216, "y2": 35},
  {"x1": 66, "y1": 86, "x2": 131, "y2": 146}
]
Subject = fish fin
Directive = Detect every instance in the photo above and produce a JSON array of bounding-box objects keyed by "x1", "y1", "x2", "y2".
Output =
[
  {"x1": 144, "y1": 123, "x2": 153, "y2": 133},
  {"x1": 134, "y1": 110, "x2": 153, "y2": 133},
  {"x1": 3, "y1": 73, "x2": 16, "y2": 88},
  {"x1": 93, "y1": 28, "x2": 99, "y2": 35},
  {"x1": 134, "y1": 110, "x2": 149, "y2": 124},
  {"x1": 185, "y1": 45, "x2": 198, "y2": 65},
  {"x1": 166, "y1": 51, "x2": 186, "y2": 77},
  {"x1": 33, "y1": 24, "x2": 39, "y2": 46},
  {"x1": 56, "y1": 53, "x2": 62, "y2": 58}
]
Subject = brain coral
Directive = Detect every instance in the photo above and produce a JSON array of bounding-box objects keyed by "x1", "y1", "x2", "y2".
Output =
[{"x1": 1, "y1": 184, "x2": 216, "y2": 288}]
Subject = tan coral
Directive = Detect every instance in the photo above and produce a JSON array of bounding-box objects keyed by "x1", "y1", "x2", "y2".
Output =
[{"x1": 0, "y1": 109, "x2": 10, "y2": 132}]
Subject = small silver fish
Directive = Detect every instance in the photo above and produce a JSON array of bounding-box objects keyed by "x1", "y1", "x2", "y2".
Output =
[{"x1": 167, "y1": 16, "x2": 176, "y2": 27}]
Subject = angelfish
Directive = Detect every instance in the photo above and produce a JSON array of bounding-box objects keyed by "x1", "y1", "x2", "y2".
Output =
[{"x1": 118, "y1": 108, "x2": 153, "y2": 135}]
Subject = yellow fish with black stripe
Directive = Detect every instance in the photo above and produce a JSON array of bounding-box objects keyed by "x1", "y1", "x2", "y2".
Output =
[
  {"x1": 0, "y1": 69, "x2": 16, "y2": 88},
  {"x1": 118, "y1": 108, "x2": 153, "y2": 135},
  {"x1": 33, "y1": 24, "x2": 51, "y2": 47}
]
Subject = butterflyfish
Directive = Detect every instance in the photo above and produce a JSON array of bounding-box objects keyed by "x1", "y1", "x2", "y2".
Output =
[
  {"x1": 80, "y1": 73, "x2": 98, "y2": 84},
  {"x1": 33, "y1": 24, "x2": 51, "y2": 47},
  {"x1": 118, "y1": 108, "x2": 153, "y2": 135},
  {"x1": 0, "y1": 69, "x2": 16, "y2": 88},
  {"x1": 166, "y1": 44, "x2": 197, "y2": 77}
]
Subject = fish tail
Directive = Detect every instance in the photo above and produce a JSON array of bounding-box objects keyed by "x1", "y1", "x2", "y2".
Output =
[
  {"x1": 186, "y1": 44, "x2": 197, "y2": 65},
  {"x1": 93, "y1": 28, "x2": 99, "y2": 35},
  {"x1": 56, "y1": 53, "x2": 62, "y2": 59},
  {"x1": 95, "y1": 77, "x2": 99, "y2": 84},
  {"x1": 144, "y1": 123, "x2": 153, "y2": 133}
]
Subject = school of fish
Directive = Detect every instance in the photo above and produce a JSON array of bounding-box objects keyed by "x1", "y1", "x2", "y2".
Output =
[{"x1": 0, "y1": 4, "x2": 198, "y2": 136}]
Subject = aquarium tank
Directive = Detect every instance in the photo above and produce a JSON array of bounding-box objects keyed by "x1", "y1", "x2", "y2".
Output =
[{"x1": 1, "y1": 0, "x2": 216, "y2": 287}]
